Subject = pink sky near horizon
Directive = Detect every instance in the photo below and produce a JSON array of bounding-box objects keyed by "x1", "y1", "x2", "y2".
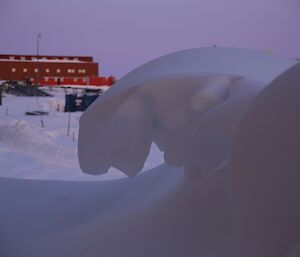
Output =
[{"x1": 0, "y1": 0, "x2": 299, "y2": 78}]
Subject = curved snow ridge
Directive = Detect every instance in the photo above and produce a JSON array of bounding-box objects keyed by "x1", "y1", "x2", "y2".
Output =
[
  {"x1": 1, "y1": 164, "x2": 232, "y2": 257},
  {"x1": 99, "y1": 47, "x2": 296, "y2": 104},
  {"x1": 0, "y1": 165, "x2": 184, "y2": 243},
  {"x1": 0, "y1": 117, "x2": 76, "y2": 159}
]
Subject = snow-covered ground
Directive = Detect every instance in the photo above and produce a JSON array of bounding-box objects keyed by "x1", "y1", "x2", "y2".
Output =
[{"x1": 0, "y1": 88, "x2": 164, "y2": 181}]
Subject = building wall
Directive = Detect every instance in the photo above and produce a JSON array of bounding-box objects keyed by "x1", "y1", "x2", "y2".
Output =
[
  {"x1": 0, "y1": 61, "x2": 98, "y2": 81},
  {"x1": 0, "y1": 54, "x2": 115, "y2": 87}
]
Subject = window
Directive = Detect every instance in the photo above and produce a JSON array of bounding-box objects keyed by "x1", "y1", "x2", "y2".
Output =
[
  {"x1": 45, "y1": 77, "x2": 49, "y2": 82},
  {"x1": 56, "y1": 69, "x2": 61, "y2": 73},
  {"x1": 78, "y1": 69, "x2": 86, "y2": 74},
  {"x1": 45, "y1": 68, "x2": 50, "y2": 73},
  {"x1": 23, "y1": 68, "x2": 28, "y2": 73},
  {"x1": 74, "y1": 58, "x2": 79, "y2": 61},
  {"x1": 11, "y1": 68, "x2": 16, "y2": 72},
  {"x1": 34, "y1": 68, "x2": 39, "y2": 73},
  {"x1": 61, "y1": 78, "x2": 64, "y2": 82},
  {"x1": 9, "y1": 56, "x2": 15, "y2": 60},
  {"x1": 20, "y1": 56, "x2": 25, "y2": 61}
]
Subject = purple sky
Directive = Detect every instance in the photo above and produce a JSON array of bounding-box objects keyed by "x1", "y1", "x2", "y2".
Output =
[{"x1": 0, "y1": 0, "x2": 299, "y2": 78}]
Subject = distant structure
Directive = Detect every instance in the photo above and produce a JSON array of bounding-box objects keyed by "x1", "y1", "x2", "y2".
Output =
[{"x1": 0, "y1": 54, "x2": 115, "y2": 87}]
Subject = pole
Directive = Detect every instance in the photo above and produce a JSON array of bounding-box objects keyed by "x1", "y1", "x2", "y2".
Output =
[
  {"x1": 40, "y1": 117, "x2": 45, "y2": 128},
  {"x1": 36, "y1": 33, "x2": 42, "y2": 86},
  {"x1": 35, "y1": 33, "x2": 42, "y2": 112},
  {"x1": 0, "y1": 83, "x2": 2, "y2": 106},
  {"x1": 67, "y1": 112, "x2": 71, "y2": 136}
]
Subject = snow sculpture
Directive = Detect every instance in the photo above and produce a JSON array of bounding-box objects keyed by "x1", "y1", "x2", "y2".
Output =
[{"x1": 78, "y1": 47, "x2": 295, "y2": 177}]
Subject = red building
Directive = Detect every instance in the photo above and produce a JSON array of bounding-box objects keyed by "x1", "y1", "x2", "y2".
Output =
[{"x1": 0, "y1": 54, "x2": 115, "y2": 87}]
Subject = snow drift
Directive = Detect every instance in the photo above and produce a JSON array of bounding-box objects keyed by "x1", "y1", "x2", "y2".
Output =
[{"x1": 1, "y1": 47, "x2": 299, "y2": 257}]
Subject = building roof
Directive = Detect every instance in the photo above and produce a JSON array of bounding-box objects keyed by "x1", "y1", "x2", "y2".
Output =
[{"x1": 0, "y1": 54, "x2": 94, "y2": 63}]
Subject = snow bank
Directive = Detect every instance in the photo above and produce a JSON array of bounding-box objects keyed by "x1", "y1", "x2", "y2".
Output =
[
  {"x1": 0, "y1": 116, "x2": 81, "y2": 180},
  {"x1": 0, "y1": 117, "x2": 75, "y2": 158},
  {"x1": 0, "y1": 93, "x2": 163, "y2": 181}
]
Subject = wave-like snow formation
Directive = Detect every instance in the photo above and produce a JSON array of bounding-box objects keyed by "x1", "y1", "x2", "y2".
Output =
[
  {"x1": 79, "y1": 47, "x2": 295, "y2": 177},
  {"x1": 79, "y1": 74, "x2": 263, "y2": 177},
  {"x1": 1, "y1": 47, "x2": 299, "y2": 257}
]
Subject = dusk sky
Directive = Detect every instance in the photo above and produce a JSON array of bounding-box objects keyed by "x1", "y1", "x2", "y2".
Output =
[{"x1": 0, "y1": 0, "x2": 299, "y2": 78}]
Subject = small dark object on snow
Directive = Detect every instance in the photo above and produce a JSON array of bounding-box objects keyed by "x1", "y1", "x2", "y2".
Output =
[{"x1": 25, "y1": 111, "x2": 49, "y2": 116}]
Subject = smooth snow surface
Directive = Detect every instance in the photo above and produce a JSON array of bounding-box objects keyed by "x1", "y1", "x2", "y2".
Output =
[
  {"x1": 232, "y1": 62, "x2": 300, "y2": 257},
  {"x1": 1, "y1": 165, "x2": 234, "y2": 257}
]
